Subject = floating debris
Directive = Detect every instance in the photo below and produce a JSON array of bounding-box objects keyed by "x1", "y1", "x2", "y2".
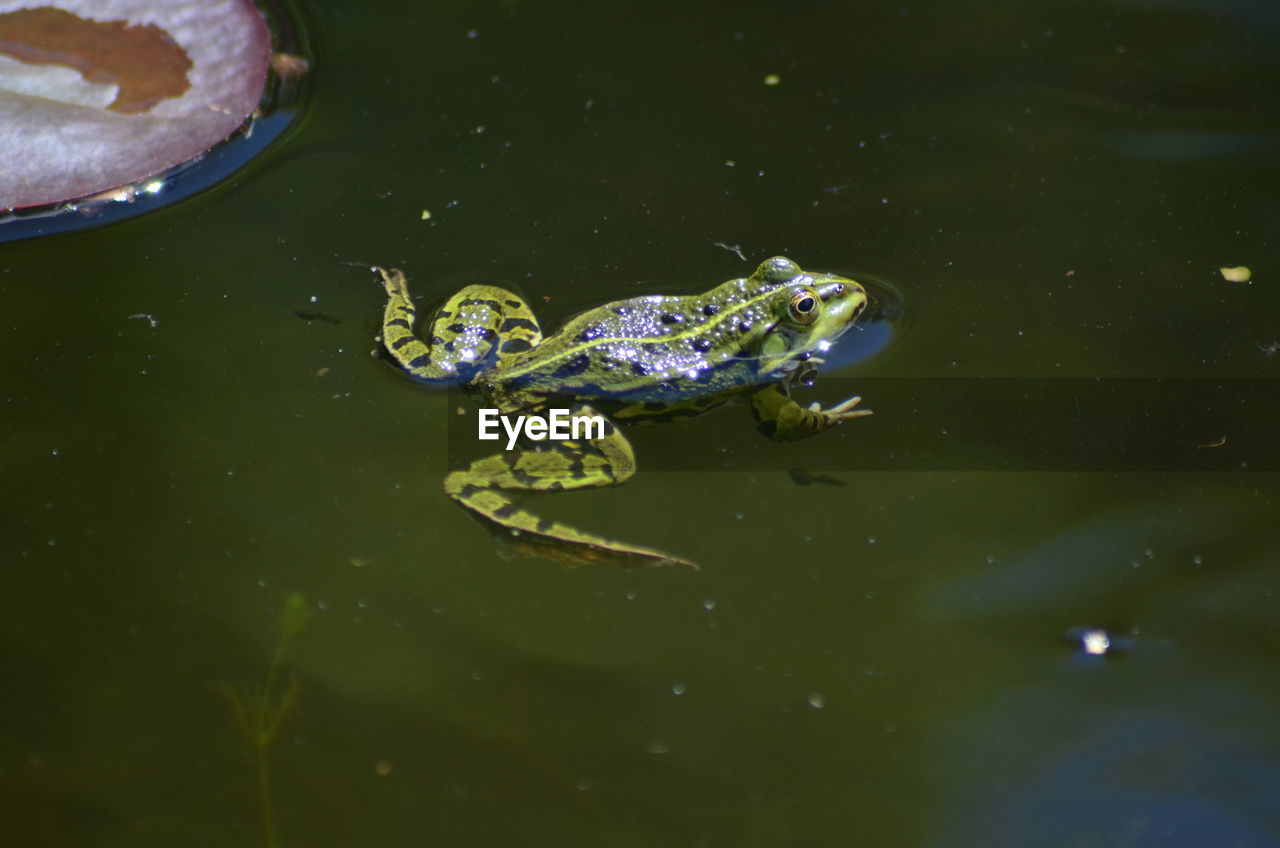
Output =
[
  {"x1": 1220, "y1": 265, "x2": 1252, "y2": 283},
  {"x1": 1081, "y1": 629, "x2": 1110, "y2": 655},
  {"x1": 269, "y1": 52, "x2": 310, "y2": 83},
  {"x1": 713, "y1": 241, "x2": 747, "y2": 261},
  {"x1": 1064, "y1": 626, "x2": 1129, "y2": 657}
]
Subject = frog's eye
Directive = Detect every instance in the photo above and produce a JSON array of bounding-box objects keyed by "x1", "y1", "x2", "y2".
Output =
[{"x1": 788, "y1": 289, "x2": 820, "y2": 324}]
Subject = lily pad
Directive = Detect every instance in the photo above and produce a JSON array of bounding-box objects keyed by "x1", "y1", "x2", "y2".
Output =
[{"x1": 0, "y1": 0, "x2": 271, "y2": 211}]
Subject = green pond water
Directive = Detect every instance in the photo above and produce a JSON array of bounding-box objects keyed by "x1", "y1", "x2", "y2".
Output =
[{"x1": 4, "y1": 0, "x2": 1280, "y2": 845}]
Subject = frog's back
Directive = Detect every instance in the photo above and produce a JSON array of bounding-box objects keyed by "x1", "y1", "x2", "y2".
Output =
[{"x1": 493, "y1": 277, "x2": 778, "y2": 405}]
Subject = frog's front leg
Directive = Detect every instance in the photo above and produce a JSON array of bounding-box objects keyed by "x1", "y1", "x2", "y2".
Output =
[
  {"x1": 750, "y1": 384, "x2": 871, "y2": 441},
  {"x1": 445, "y1": 407, "x2": 696, "y2": 568}
]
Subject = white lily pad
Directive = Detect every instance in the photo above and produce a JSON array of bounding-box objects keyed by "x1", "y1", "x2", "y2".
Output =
[{"x1": 0, "y1": 0, "x2": 270, "y2": 210}]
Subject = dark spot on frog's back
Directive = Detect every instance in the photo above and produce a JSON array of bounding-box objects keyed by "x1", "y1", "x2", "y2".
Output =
[
  {"x1": 660, "y1": 313, "x2": 684, "y2": 324},
  {"x1": 552, "y1": 353, "x2": 592, "y2": 378},
  {"x1": 458, "y1": 297, "x2": 502, "y2": 310},
  {"x1": 505, "y1": 299, "x2": 523, "y2": 309},
  {"x1": 630, "y1": 361, "x2": 650, "y2": 376},
  {"x1": 574, "y1": 325, "x2": 605, "y2": 344},
  {"x1": 702, "y1": 303, "x2": 720, "y2": 316},
  {"x1": 500, "y1": 317, "x2": 540, "y2": 334},
  {"x1": 566, "y1": 382, "x2": 607, "y2": 399},
  {"x1": 691, "y1": 337, "x2": 712, "y2": 353},
  {"x1": 501, "y1": 338, "x2": 533, "y2": 354}
]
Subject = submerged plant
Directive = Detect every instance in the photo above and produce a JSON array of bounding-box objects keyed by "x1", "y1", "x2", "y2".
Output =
[{"x1": 215, "y1": 593, "x2": 309, "y2": 848}]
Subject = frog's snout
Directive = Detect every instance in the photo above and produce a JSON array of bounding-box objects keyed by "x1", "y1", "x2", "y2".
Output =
[{"x1": 822, "y1": 281, "x2": 868, "y2": 330}]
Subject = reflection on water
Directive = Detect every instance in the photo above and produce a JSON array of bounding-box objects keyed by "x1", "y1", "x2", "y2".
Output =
[
  {"x1": 925, "y1": 486, "x2": 1280, "y2": 845},
  {"x1": 939, "y1": 708, "x2": 1280, "y2": 846}
]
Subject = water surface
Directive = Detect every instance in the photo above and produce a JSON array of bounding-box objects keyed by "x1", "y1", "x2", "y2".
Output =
[{"x1": 3, "y1": 1, "x2": 1279, "y2": 845}]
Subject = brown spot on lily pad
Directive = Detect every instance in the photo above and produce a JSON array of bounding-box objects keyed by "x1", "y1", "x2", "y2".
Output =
[
  {"x1": 0, "y1": 0, "x2": 270, "y2": 212},
  {"x1": 0, "y1": 7, "x2": 192, "y2": 113}
]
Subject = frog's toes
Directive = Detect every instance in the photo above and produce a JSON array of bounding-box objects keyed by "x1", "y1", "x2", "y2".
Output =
[
  {"x1": 826, "y1": 395, "x2": 864, "y2": 415},
  {"x1": 375, "y1": 266, "x2": 409, "y2": 298},
  {"x1": 808, "y1": 395, "x2": 873, "y2": 423}
]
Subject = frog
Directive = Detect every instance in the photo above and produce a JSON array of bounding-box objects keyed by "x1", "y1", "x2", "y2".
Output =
[{"x1": 375, "y1": 256, "x2": 871, "y2": 568}]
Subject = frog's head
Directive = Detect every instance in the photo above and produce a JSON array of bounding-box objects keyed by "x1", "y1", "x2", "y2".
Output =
[{"x1": 752, "y1": 256, "x2": 868, "y2": 377}]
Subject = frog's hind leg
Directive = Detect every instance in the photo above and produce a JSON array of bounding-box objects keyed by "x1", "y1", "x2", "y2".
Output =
[
  {"x1": 444, "y1": 414, "x2": 696, "y2": 568},
  {"x1": 376, "y1": 267, "x2": 541, "y2": 382},
  {"x1": 378, "y1": 267, "x2": 437, "y2": 378}
]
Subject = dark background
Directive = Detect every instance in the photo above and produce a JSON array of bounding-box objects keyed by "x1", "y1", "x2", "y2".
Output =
[{"x1": 3, "y1": 0, "x2": 1279, "y2": 845}]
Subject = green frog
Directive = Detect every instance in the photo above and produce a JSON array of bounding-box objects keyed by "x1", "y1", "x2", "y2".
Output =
[{"x1": 376, "y1": 256, "x2": 871, "y2": 568}]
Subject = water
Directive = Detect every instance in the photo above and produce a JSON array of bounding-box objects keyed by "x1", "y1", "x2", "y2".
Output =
[{"x1": 3, "y1": 0, "x2": 1279, "y2": 845}]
